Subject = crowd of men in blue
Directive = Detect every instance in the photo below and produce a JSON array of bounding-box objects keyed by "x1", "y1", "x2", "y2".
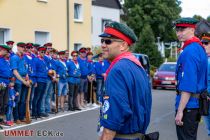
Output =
[
  {"x1": 0, "y1": 17, "x2": 210, "y2": 140},
  {"x1": 0, "y1": 41, "x2": 110, "y2": 127}
]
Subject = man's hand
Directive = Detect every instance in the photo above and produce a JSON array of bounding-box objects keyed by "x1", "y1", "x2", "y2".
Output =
[
  {"x1": 23, "y1": 80, "x2": 30, "y2": 87},
  {"x1": 100, "y1": 128, "x2": 116, "y2": 140},
  {"x1": 175, "y1": 111, "x2": 184, "y2": 126},
  {"x1": 175, "y1": 91, "x2": 191, "y2": 126}
]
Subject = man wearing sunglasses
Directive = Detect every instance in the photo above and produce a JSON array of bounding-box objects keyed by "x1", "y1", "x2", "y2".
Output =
[
  {"x1": 174, "y1": 18, "x2": 207, "y2": 140},
  {"x1": 202, "y1": 33, "x2": 210, "y2": 137},
  {"x1": 98, "y1": 21, "x2": 152, "y2": 140}
]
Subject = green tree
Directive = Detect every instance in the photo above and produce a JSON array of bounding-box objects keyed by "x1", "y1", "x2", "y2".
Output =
[
  {"x1": 207, "y1": 16, "x2": 210, "y2": 22},
  {"x1": 193, "y1": 15, "x2": 204, "y2": 20},
  {"x1": 134, "y1": 25, "x2": 163, "y2": 67},
  {"x1": 122, "y1": 0, "x2": 181, "y2": 67}
]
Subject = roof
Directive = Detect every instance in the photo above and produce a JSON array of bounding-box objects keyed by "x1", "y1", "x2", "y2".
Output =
[{"x1": 92, "y1": 0, "x2": 121, "y2": 9}]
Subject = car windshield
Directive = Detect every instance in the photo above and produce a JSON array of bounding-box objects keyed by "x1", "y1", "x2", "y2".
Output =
[{"x1": 158, "y1": 64, "x2": 176, "y2": 72}]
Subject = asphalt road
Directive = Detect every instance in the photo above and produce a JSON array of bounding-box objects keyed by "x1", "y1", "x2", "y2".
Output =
[{"x1": 0, "y1": 89, "x2": 209, "y2": 140}]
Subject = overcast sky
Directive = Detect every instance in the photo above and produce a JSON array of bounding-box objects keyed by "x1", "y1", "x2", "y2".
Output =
[{"x1": 180, "y1": 0, "x2": 210, "y2": 19}]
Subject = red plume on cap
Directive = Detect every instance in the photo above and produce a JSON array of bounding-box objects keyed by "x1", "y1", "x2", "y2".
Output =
[
  {"x1": 26, "y1": 43, "x2": 33, "y2": 48},
  {"x1": 71, "y1": 51, "x2": 78, "y2": 56},
  {"x1": 58, "y1": 51, "x2": 66, "y2": 55},
  {"x1": 44, "y1": 43, "x2": 52, "y2": 47},
  {"x1": 6, "y1": 41, "x2": 14, "y2": 45},
  {"x1": 37, "y1": 46, "x2": 47, "y2": 51},
  {"x1": 79, "y1": 48, "x2": 86, "y2": 53}
]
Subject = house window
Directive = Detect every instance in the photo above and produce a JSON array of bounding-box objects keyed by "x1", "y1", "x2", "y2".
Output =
[
  {"x1": 74, "y1": 43, "x2": 82, "y2": 51},
  {"x1": 0, "y1": 28, "x2": 10, "y2": 44},
  {"x1": 74, "y1": 3, "x2": 83, "y2": 22},
  {"x1": 35, "y1": 31, "x2": 50, "y2": 45},
  {"x1": 102, "y1": 19, "x2": 112, "y2": 32},
  {"x1": 37, "y1": 0, "x2": 48, "y2": 3}
]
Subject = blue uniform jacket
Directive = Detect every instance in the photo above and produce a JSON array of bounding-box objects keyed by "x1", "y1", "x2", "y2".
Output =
[
  {"x1": 34, "y1": 57, "x2": 48, "y2": 83},
  {"x1": 44, "y1": 55, "x2": 53, "y2": 81},
  {"x1": 87, "y1": 60, "x2": 95, "y2": 76},
  {"x1": 10, "y1": 54, "x2": 28, "y2": 84},
  {"x1": 9, "y1": 51, "x2": 15, "y2": 58},
  {"x1": 100, "y1": 59, "x2": 152, "y2": 134},
  {"x1": 94, "y1": 61, "x2": 104, "y2": 79},
  {"x1": 207, "y1": 57, "x2": 210, "y2": 95},
  {"x1": 78, "y1": 57, "x2": 89, "y2": 78},
  {"x1": 24, "y1": 54, "x2": 36, "y2": 83},
  {"x1": 66, "y1": 60, "x2": 81, "y2": 84},
  {"x1": 50, "y1": 58, "x2": 58, "y2": 71},
  {"x1": 175, "y1": 42, "x2": 207, "y2": 109},
  {"x1": 56, "y1": 60, "x2": 68, "y2": 83},
  {"x1": 103, "y1": 59, "x2": 110, "y2": 73},
  {"x1": 0, "y1": 57, "x2": 12, "y2": 85}
]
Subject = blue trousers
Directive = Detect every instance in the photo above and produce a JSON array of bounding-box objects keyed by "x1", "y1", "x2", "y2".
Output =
[
  {"x1": 41, "y1": 80, "x2": 53, "y2": 113},
  {"x1": 96, "y1": 79, "x2": 104, "y2": 103},
  {"x1": 204, "y1": 105, "x2": 210, "y2": 136},
  {"x1": 6, "y1": 106, "x2": 13, "y2": 121},
  {"x1": 32, "y1": 82, "x2": 46, "y2": 116},
  {"x1": 13, "y1": 83, "x2": 28, "y2": 121},
  {"x1": 29, "y1": 83, "x2": 36, "y2": 110}
]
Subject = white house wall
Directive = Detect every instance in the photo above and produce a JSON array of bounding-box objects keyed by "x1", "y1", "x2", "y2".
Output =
[{"x1": 92, "y1": 6, "x2": 120, "y2": 47}]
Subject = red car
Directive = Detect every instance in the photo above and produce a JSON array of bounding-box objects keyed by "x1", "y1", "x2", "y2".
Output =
[{"x1": 152, "y1": 62, "x2": 177, "y2": 89}]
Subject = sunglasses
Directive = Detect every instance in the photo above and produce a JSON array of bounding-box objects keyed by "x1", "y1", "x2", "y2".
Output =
[
  {"x1": 40, "y1": 51, "x2": 46, "y2": 53},
  {"x1": 202, "y1": 42, "x2": 209, "y2": 45},
  {"x1": 72, "y1": 55, "x2": 78, "y2": 57},
  {"x1": 101, "y1": 39, "x2": 123, "y2": 45},
  {"x1": 175, "y1": 27, "x2": 187, "y2": 32}
]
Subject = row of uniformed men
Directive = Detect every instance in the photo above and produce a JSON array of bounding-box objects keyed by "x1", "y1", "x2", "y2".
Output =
[{"x1": 0, "y1": 41, "x2": 110, "y2": 127}]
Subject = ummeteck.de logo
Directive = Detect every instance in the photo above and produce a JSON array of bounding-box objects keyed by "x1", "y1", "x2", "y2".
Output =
[{"x1": 4, "y1": 130, "x2": 64, "y2": 137}]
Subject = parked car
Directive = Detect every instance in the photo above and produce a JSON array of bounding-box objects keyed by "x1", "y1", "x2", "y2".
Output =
[
  {"x1": 133, "y1": 53, "x2": 150, "y2": 77},
  {"x1": 152, "y1": 62, "x2": 176, "y2": 89}
]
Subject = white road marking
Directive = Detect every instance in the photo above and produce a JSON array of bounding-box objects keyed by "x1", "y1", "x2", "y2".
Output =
[{"x1": 0, "y1": 106, "x2": 99, "y2": 132}]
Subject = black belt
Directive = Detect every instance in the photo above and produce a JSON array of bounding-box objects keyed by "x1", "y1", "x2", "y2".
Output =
[
  {"x1": 176, "y1": 91, "x2": 200, "y2": 99},
  {"x1": 115, "y1": 133, "x2": 145, "y2": 140}
]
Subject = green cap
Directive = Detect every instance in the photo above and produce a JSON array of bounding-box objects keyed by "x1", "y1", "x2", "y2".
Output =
[
  {"x1": 0, "y1": 44, "x2": 11, "y2": 51},
  {"x1": 99, "y1": 21, "x2": 138, "y2": 46},
  {"x1": 174, "y1": 17, "x2": 199, "y2": 28},
  {"x1": 58, "y1": 51, "x2": 66, "y2": 55},
  {"x1": 17, "y1": 42, "x2": 26, "y2": 47},
  {"x1": 33, "y1": 43, "x2": 41, "y2": 48}
]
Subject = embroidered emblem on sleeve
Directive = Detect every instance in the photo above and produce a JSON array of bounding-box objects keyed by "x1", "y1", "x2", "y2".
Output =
[{"x1": 102, "y1": 100, "x2": 110, "y2": 113}]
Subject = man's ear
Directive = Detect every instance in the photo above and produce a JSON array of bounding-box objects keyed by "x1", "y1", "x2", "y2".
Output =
[{"x1": 120, "y1": 41, "x2": 129, "y2": 51}]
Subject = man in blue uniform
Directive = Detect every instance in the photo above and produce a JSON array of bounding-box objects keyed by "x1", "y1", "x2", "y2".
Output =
[
  {"x1": 0, "y1": 44, "x2": 12, "y2": 127},
  {"x1": 10, "y1": 42, "x2": 30, "y2": 124},
  {"x1": 94, "y1": 53, "x2": 105, "y2": 103},
  {"x1": 24, "y1": 43, "x2": 37, "y2": 110},
  {"x1": 78, "y1": 48, "x2": 89, "y2": 108},
  {"x1": 174, "y1": 17, "x2": 207, "y2": 140},
  {"x1": 98, "y1": 21, "x2": 152, "y2": 140},
  {"x1": 56, "y1": 51, "x2": 68, "y2": 112},
  {"x1": 202, "y1": 33, "x2": 210, "y2": 136},
  {"x1": 6, "y1": 41, "x2": 15, "y2": 57},
  {"x1": 66, "y1": 51, "x2": 81, "y2": 111},
  {"x1": 32, "y1": 46, "x2": 49, "y2": 118}
]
